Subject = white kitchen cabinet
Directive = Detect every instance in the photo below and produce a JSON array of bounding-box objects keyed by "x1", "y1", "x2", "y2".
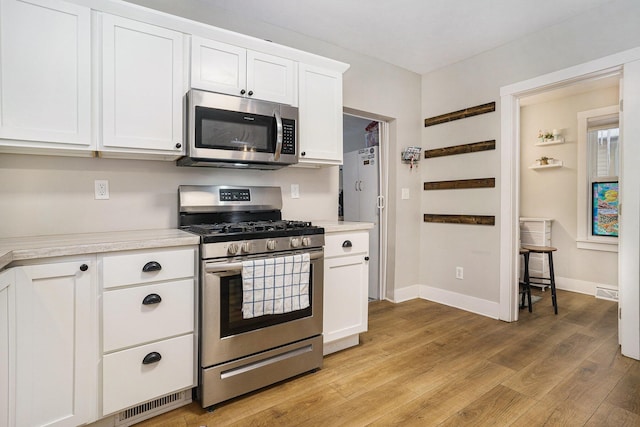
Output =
[
  {"x1": 323, "y1": 230, "x2": 369, "y2": 355},
  {"x1": 0, "y1": 0, "x2": 92, "y2": 156},
  {"x1": 0, "y1": 269, "x2": 15, "y2": 427},
  {"x1": 191, "y1": 36, "x2": 297, "y2": 106},
  {"x1": 14, "y1": 258, "x2": 98, "y2": 427},
  {"x1": 100, "y1": 246, "x2": 196, "y2": 416},
  {"x1": 297, "y1": 63, "x2": 344, "y2": 166},
  {"x1": 100, "y1": 13, "x2": 186, "y2": 159}
]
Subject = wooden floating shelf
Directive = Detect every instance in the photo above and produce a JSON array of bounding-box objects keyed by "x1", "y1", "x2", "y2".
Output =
[
  {"x1": 424, "y1": 178, "x2": 495, "y2": 191},
  {"x1": 423, "y1": 214, "x2": 495, "y2": 226},
  {"x1": 424, "y1": 140, "x2": 495, "y2": 159},
  {"x1": 424, "y1": 102, "x2": 495, "y2": 127},
  {"x1": 535, "y1": 137, "x2": 565, "y2": 146},
  {"x1": 529, "y1": 161, "x2": 563, "y2": 170}
]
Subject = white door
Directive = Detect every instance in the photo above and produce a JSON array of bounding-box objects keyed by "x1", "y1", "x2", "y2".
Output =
[
  {"x1": 298, "y1": 64, "x2": 343, "y2": 164},
  {"x1": 191, "y1": 36, "x2": 247, "y2": 97},
  {"x1": 101, "y1": 14, "x2": 184, "y2": 153},
  {"x1": 343, "y1": 149, "x2": 360, "y2": 220},
  {"x1": 15, "y1": 259, "x2": 97, "y2": 427},
  {"x1": 247, "y1": 51, "x2": 297, "y2": 105},
  {"x1": 0, "y1": 0, "x2": 91, "y2": 149}
]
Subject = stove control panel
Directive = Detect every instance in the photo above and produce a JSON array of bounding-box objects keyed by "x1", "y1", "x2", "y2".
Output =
[{"x1": 219, "y1": 188, "x2": 251, "y2": 202}]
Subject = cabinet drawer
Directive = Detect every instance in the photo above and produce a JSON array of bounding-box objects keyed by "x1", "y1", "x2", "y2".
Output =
[
  {"x1": 102, "y1": 247, "x2": 195, "y2": 289},
  {"x1": 102, "y1": 334, "x2": 194, "y2": 416},
  {"x1": 324, "y1": 231, "x2": 369, "y2": 258},
  {"x1": 103, "y1": 279, "x2": 194, "y2": 352}
]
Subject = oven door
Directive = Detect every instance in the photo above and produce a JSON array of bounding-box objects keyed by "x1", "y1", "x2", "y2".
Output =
[{"x1": 201, "y1": 249, "x2": 323, "y2": 368}]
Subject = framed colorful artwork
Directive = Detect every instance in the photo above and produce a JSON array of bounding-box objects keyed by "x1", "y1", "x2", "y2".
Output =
[{"x1": 592, "y1": 181, "x2": 618, "y2": 237}]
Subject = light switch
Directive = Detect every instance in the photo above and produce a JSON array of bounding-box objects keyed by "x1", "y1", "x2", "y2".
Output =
[
  {"x1": 291, "y1": 184, "x2": 300, "y2": 199},
  {"x1": 401, "y1": 188, "x2": 410, "y2": 200}
]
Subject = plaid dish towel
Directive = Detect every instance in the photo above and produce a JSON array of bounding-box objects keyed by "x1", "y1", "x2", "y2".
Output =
[{"x1": 241, "y1": 253, "x2": 310, "y2": 319}]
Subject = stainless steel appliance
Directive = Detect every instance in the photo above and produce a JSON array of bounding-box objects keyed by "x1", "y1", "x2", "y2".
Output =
[
  {"x1": 178, "y1": 185, "x2": 324, "y2": 408},
  {"x1": 178, "y1": 89, "x2": 298, "y2": 169}
]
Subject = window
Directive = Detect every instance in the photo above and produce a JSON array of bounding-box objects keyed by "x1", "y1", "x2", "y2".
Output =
[{"x1": 577, "y1": 106, "x2": 619, "y2": 251}]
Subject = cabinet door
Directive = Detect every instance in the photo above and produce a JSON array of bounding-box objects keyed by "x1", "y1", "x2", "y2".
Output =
[
  {"x1": 191, "y1": 36, "x2": 246, "y2": 97},
  {"x1": 0, "y1": 0, "x2": 91, "y2": 152},
  {"x1": 247, "y1": 51, "x2": 297, "y2": 105},
  {"x1": 101, "y1": 14, "x2": 184, "y2": 156},
  {"x1": 323, "y1": 254, "x2": 368, "y2": 343},
  {"x1": 298, "y1": 64, "x2": 343, "y2": 165},
  {"x1": 0, "y1": 269, "x2": 15, "y2": 427},
  {"x1": 15, "y1": 259, "x2": 97, "y2": 427}
]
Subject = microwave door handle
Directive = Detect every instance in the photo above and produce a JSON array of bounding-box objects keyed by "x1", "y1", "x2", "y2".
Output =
[{"x1": 274, "y1": 110, "x2": 283, "y2": 161}]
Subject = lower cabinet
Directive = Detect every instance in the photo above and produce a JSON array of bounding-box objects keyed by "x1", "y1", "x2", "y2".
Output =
[
  {"x1": 100, "y1": 247, "x2": 196, "y2": 417},
  {"x1": 14, "y1": 258, "x2": 98, "y2": 427},
  {"x1": 323, "y1": 230, "x2": 369, "y2": 355},
  {"x1": 0, "y1": 269, "x2": 15, "y2": 427}
]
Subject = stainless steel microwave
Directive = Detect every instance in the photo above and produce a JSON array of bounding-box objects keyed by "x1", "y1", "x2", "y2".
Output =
[{"x1": 178, "y1": 89, "x2": 298, "y2": 169}]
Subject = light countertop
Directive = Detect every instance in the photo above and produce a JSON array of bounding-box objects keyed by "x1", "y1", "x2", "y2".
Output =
[
  {"x1": 0, "y1": 229, "x2": 200, "y2": 270},
  {"x1": 314, "y1": 220, "x2": 374, "y2": 233}
]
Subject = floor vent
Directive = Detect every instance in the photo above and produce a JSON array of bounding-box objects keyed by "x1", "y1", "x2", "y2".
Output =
[
  {"x1": 114, "y1": 390, "x2": 191, "y2": 426},
  {"x1": 595, "y1": 287, "x2": 619, "y2": 301}
]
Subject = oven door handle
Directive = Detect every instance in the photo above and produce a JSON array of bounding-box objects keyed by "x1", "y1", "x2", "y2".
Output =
[{"x1": 205, "y1": 251, "x2": 323, "y2": 273}]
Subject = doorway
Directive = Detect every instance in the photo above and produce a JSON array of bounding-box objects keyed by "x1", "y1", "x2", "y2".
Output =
[
  {"x1": 499, "y1": 47, "x2": 640, "y2": 359},
  {"x1": 517, "y1": 77, "x2": 620, "y2": 317},
  {"x1": 340, "y1": 113, "x2": 387, "y2": 300}
]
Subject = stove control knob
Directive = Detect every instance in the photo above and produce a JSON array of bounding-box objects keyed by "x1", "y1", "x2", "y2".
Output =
[
  {"x1": 302, "y1": 237, "x2": 311, "y2": 247},
  {"x1": 266, "y1": 240, "x2": 277, "y2": 251},
  {"x1": 290, "y1": 237, "x2": 301, "y2": 248},
  {"x1": 227, "y1": 243, "x2": 239, "y2": 255},
  {"x1": 241, "y1": 242, "x2": 252, "y2": 253}
]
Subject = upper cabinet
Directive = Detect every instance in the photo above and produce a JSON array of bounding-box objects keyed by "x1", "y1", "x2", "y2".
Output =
[
  {"x1": 297, "y1": 64, "x2": 344, "y2": 165},
  {"x1": 191, "y1": 36, "x2": 297, "y2": 106},
  {"x1": 0, "y1": 0, "x2": 92, "y2": 155},
  {"x1": 99, "y1": 14, "x2": 186, "y2": 159}
]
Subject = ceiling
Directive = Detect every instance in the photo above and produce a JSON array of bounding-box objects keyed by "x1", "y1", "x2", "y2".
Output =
[{"x1": 201, "y1": 0, "x2": 616, "y2": 75}]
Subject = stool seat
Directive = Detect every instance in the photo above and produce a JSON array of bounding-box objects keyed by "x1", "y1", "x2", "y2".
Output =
[
  {"x1": 520, "y1": 244, "x2": 558, "y2": 314},
  {"x1": 521, "y1": 244, "x2": 557, "y2": 253}
]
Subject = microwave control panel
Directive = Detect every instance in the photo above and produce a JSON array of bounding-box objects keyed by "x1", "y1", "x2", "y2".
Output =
[{"x1": 281, "y1": 119, "x2": 296, "y2": 155}]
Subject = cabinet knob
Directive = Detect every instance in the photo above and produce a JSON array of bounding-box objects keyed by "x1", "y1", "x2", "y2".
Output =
[
  {"x1": 79, "y1": 264, "x2": 88, "y2": 272},
  {"x1": 342, "y1": 240, "x2": 352, "y2": 248},
  {"x1": 240, "y1": 89, "x2": 246, "y2": 95},
  {"x1": 142, "y1": 261, "x2": 162, "y2": 272},
  {"x1": 142, "y1": 352, "x2": 162, "y2": 365},
  {"x1": 364, "y1": 256, "x2": 370, "y2": 261},
  {"x1": 301, "y1": 151, "x2": 306, "y2": 157},
  {"x1": 142, "y1": 293, "x2": 162, "y2": 305},
  {"x1": 175, "y1": 143, "x2": 182, "y2": 149},
  {"x1": 248, "y1": 90, "x2": 254, "y2": 96}
]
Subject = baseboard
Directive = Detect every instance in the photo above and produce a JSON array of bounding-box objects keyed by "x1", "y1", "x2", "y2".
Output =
[
  {"x1": 390, "y1": 284, "x2": 421, "y2": 302},
  {"x1": 555, "y1": 276, "x2": 617, "y2": 296},
  {"x1": 418, "y1": 285, "x2": 500, "y2": 319}
]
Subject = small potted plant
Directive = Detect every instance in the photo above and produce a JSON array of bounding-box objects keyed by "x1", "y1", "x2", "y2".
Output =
[{"x1": 537, "y1": 156, "x2": 552, "y2": 165}]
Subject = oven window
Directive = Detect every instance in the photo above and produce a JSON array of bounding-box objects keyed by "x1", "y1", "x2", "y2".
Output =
[
  {"x1": 196, "y1": 107, "x2": 275, "y2": 152},
  {"x1": 220, "y1": 267, "x2": 314, "y2": 337}
]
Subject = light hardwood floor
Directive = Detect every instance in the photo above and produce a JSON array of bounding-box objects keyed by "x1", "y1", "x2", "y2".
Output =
[{"x1": 138, "y1": 289, "x2": 640, "y2": 426}]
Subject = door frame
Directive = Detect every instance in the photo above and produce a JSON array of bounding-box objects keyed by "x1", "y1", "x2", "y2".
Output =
[
  {"x1": 499, "y1": 47, "x2": 640, "y2": 359},
  {"x1": 343, "y1": 108, "x2": 389, "y2": 301}
]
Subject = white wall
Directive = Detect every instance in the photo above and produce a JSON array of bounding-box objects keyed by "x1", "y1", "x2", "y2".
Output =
[
  {"x1": 421, "y1": 0, "x2": 640, "y2": 311},
  {"x1": 520, "y1": 87, "x2": 619, "y2": 291}
]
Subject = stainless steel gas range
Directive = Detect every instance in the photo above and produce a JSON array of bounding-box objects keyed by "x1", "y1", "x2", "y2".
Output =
[{"x1": 178, "y1": 185, "x2": 324, "y2": 408}]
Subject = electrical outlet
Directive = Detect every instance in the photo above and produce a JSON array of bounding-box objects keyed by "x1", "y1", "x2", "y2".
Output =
[
  {"x1": 291, "y1": 184, "x2": 300, "y2": 199},
  {"x1": 95, "y1": 180, "x2": 109, "y2": 200},
  {"x1": 455, "y1": 266, "x2": 464, "y2": 280}
]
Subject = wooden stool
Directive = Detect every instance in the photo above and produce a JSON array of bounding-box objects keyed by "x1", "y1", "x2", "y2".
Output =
[
  {"x1": 521, "y1": 244, "x2": 558, "y2": 315},
  {"x1": 519, "y1": 248, "x2": 532, "y2": 312}
]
